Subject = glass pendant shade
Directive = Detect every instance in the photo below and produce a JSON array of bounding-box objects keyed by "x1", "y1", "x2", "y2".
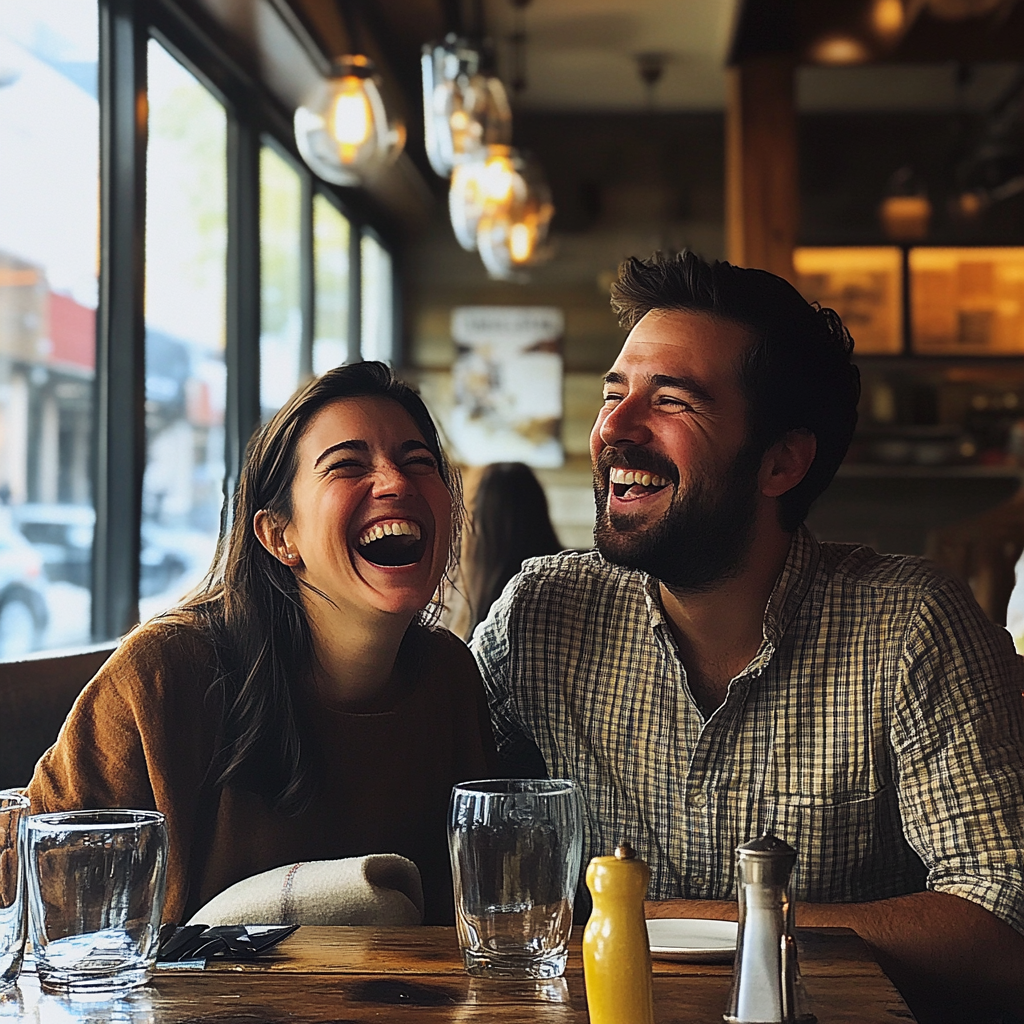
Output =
[
  {"x1": 477, "y1": 151, "x2": 554, "y2": 280},
  {"x1": 295, "y1": 55, "x2": 404, "y2": 186},
  {"x1": 422, "y1": 36, "x2": 512, "y2": 178},
  {"x1": 449, "y1": 144, "x2": 522, "y2": 251}
]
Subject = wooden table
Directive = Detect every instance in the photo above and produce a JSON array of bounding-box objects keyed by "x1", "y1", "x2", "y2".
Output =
[{"x1": 9, "y1": 926, "x2": 915, "y2": 1023}]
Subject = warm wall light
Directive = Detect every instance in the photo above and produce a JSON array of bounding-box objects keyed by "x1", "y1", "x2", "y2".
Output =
[
  {"x1": 294, "y1": 55, "x2": 404, "y2": 186},
  {"x1": 809, "y1": 34, "x2": 871, "y2": 64},
  {"x1": 871, "y1": 0, "x2": 905, "y2": 39},
  {"x1": 880, "y1": 194, "x2": 932, "y2": 240}
]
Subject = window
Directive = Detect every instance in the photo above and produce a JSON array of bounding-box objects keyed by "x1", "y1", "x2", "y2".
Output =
[
  {"x1": 260, "y1": 144, "x2": 303, "y2": 420},
  {"x1": 313, "y1": 193, "x2": 350, "y2": 375},
  {"x1": 142, "y1": 40, "x2": 227, "y2": 621},
  {"x1": 361, "y1": 231, "x2": 394, "y2": 364},
  {"x1": 0, "y1": 1, "x2": 99, "y2": 657},
  {"x1": 0, "y1": 0, "x2": 399, "y2": 659}
]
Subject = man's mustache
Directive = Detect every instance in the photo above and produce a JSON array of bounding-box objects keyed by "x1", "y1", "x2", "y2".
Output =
[{"x1": 595, "y1": 446, "x2": 679, "y2": 488}]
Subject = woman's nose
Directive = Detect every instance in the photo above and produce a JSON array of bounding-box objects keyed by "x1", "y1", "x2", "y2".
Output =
[
  {"x1": 371, "y1": 460, "x2": 413, "y2": 498},
  {"x1": 599, "y1": 395, "x2": 653, "y2": 448}
]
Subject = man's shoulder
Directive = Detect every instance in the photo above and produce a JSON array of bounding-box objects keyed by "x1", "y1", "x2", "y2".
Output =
[
  {"x1": 816, "y1": 539, "x2": 965, "y2": 600},
  {"x1": 511, "y1": 549, "x2": 645, "y2": 599}
]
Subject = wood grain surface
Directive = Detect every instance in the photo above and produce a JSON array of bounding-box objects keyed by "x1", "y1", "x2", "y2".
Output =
[{"x1": 8, "y1": 925, "x2": 916, "y2": 1023}]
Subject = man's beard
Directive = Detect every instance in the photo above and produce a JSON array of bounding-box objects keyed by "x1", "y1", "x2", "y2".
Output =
[{"x1": 593, "y1": 442, "x2": 762, "y2": 592}]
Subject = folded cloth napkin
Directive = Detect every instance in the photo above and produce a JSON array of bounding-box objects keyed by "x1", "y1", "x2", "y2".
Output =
[{"x1": 187, "y1": 854, "x2": 424, "y2": 927}]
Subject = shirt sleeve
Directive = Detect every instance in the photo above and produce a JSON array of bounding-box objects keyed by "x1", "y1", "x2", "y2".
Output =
[
  {"x1": 470, "y1": 575, "x2": 548, "y2": 777},
  {"x1": 28, "y1": 625, "x2": 222, "y2": 924},
  {"x1": 894, "y1": 573, "x2": 1024, "y2": 934}
]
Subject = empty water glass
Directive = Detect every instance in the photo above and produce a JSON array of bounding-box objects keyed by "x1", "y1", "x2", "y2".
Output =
[
  {"x1": 0, "y1": 790, "x2": 29, "y2": 990},
  {"x1": 448, "y1": 779, "x2": 582, "y2": 979},
  {"x1": 26, "y1": 809, "x2": 167, "y2": 995}
]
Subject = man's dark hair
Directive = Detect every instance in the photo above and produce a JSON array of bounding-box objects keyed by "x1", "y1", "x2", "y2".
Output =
[{"x1": 610, "y1": 251, "x2": 861, "y2": 531}]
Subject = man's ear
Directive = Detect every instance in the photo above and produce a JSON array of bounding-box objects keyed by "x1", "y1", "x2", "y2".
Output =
[
  {"x1": 759, "y1": 429, "x2": 817, "y2": 499},
  {"x1": 253, "y1": 510, "x2": 300, "y2": 567}
]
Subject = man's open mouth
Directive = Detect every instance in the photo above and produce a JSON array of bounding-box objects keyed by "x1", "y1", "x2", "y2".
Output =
[
  {"x1": 609, "y1": 467, "x2": 672, "y2": 500},
  {"x1": 356, "y1": 519, "x2": 427, "y2": 567}
]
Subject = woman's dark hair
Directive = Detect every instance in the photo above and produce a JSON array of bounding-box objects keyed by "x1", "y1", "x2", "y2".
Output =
[
  {"x1": 610, "y1": 251, "x2": 861, "y2": 531},
  {"x1": 163, "y1": 361, "x2": 463, "y2": 813},
  {"x1": 464, "y1": 463, "x2": 561, "y2": 635}
]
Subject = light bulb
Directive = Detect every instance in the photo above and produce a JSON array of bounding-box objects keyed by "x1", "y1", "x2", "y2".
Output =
[
  {"x1": 510, "y1": 222, "x2": 533, "y2": 263},
  {"x1": 331, "y1": 79, "x2": 372, "y2": 150},
  {"x1": 483, "y1": 153, "x2": 515, "y2": 202}
]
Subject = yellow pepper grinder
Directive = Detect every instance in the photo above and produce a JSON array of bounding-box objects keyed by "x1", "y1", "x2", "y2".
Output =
[{"x1": 582, "y1": 842, "x2": 656, "y2": 1024}]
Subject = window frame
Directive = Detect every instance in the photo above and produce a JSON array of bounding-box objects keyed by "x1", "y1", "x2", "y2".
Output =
[{"x1": 86, "y1": 0, "x2": 400, "y2": 644}]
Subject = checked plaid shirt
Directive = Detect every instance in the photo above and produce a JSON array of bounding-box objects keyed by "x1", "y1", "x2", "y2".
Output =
[{"x1": 471, "y1": 527, "x2": 1024, "y2": 933}]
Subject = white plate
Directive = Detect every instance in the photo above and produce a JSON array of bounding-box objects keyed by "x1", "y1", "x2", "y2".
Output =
[{"x1": 646, "y1": 918, "x2": 738, "y2": 960}]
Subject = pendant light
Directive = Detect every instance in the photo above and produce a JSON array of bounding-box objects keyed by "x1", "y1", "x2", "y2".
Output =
[
  {"x1": 294, "y1": 4, "x2": 404, "y2": 187},
  {"x1": 422, "y1": 35, "x2": 512, "y2": 179},
  {"x1": 477, "y1": 150, "x2": 553, "y2": 279}
]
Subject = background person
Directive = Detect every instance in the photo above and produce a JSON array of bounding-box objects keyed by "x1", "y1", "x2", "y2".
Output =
[
  {"x1": 461, "y1": 462, "x2": 562, "y2": 638},
  {"x1": 30, "y1": 362, "x2": 498, "y2": 925}
]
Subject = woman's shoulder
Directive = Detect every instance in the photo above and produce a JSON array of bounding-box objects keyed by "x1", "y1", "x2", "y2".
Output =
[
  {"x1": 97, "y1": 614, "x2": 224, "y2": 704},
  {"x1": 407, "y1": 622, "x2": 482, "y2": 691}
]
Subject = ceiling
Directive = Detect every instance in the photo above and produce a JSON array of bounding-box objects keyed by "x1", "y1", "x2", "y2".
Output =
[{"x1": 480, "y1": 0, "x2": 740, "y2": 111}]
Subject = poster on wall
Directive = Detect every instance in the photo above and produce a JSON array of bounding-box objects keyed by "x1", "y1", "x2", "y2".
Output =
[{"x1": 449, "y1": 306, "x2": 564, "y2": 467}]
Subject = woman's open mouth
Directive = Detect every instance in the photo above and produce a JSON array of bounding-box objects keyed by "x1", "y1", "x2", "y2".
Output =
[
  {"x1": 355, "y1": 519, "x2": 427, "y2": 567},
  {"x1": 609, "y1": 467, "x2": 672, "y2": 501}
]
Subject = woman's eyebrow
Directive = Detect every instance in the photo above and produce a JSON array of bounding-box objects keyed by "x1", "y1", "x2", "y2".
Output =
[
  {"x1": 399, "y1": 440, "x2": 432, "y2": 453},
  {"x1": 314, "y1": 440, "x2": 368, "y2": 467}
]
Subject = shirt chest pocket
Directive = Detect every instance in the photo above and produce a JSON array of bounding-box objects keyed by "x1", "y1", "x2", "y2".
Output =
[{"x1": 762, "y1": 786, "x2": 908, "y2": 903}]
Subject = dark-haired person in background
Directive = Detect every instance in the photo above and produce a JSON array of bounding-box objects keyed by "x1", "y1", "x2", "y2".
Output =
[
  {"x1": 30, "y1": 362, "x2": 497, "y2": 925},
  {"x1": 463, "y1": 462, "x2": 562, "y2": 638},
  {"x1": 473, "y1": 251, "x2": 1024, "y2": 1021}
]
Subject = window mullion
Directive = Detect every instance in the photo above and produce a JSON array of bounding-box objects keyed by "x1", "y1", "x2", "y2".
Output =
[
  {"x1": 224, "y1": 115, "x2": 261, "y2": 513},
  {"x1": 93, "y1": 0, "x2": 147, "y2": 640},
  {"x1": 348, "y1": 223, "x2": 362, "y2": 364},
  {"x1": 300, "y1": 176, "x2": 314, "y2": 380}
]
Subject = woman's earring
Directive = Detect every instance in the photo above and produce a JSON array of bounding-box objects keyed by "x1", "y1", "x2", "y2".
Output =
[{"x1": 282, "y1": 549, "x2": 299, "y2": 564}]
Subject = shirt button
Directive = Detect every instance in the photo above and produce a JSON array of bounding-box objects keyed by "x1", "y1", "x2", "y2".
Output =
[{"x1": 690, "y1": 792, "x2": 707, "y2": 809}]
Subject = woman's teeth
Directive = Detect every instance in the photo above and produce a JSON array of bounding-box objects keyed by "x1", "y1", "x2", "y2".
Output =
[
  {"x1": 609, "y1": 467, "x2": 669, "y2": 488},
  {"x1": 358, "y1": 520, "x2": 422, "y2": 547}
]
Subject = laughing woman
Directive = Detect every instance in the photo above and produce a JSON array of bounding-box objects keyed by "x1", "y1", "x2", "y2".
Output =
[{"x1": 28, "y1": 362, "x2": 498, "y2": 925}]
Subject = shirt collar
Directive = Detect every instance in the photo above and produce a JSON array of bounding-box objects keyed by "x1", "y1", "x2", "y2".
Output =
[{"x1": 642, "y1": 525, "x2": 821, "y2": 648}]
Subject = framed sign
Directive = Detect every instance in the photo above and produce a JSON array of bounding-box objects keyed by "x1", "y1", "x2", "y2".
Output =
[{"x1": 449, "y1": 306, "x2": 564, "y2": 467}]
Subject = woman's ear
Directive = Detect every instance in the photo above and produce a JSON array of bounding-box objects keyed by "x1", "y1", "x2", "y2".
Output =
[
  {"x1": 759, "y1": 429, "x2": 817, "y2": 499},
  {"x1": 253, "y1": 510, "x2": 301, "y2": 567}
]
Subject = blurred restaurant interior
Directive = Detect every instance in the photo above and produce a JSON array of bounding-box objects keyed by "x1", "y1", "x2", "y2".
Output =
[{"x1": 4, "y1": 0, "x2": 1024, "y2": 681}]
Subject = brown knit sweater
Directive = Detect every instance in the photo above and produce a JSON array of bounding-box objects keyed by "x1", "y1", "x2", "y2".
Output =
[{"x1": 28, "y1": 618, "x2": 499, "y2": 925}]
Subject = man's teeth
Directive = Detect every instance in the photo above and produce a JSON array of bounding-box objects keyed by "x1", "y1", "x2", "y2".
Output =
[
  {"x1": 357, "y1": 520, "x2": 422, "y2": 546},
  {"x1": 608, "y1": 467, "x2": 669, "y2": 488}
]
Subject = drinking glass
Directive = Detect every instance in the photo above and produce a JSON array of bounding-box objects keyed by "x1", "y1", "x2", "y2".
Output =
[
  {"x1": 448, "y1": 779, "x2": 582, "y2": 979},
  {"x1": 26, "y1": 809, "x2": 168, "y2": 995},
  {"x1": 0, "y1": 790, "x2": 30, "y2": 990}
]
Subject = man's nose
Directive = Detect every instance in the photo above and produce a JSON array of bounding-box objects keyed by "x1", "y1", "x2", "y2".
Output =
[{"x1": 599, "y1": 395, "x2": 653, "y2": 448}]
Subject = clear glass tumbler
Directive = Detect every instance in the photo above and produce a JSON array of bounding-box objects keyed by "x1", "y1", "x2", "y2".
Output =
[
  {"x1": 26, "y1": 809, "x2": 168, "y2": 995},
  {"x1": 448, "y1": 779, "x2": 582, "y2": 979},
  {"x1": 0, "y1": 790, "x2": 30, "y2": 990}
]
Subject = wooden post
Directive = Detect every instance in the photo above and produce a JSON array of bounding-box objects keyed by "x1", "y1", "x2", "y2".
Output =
[{"x1": 725, "y1": 56, "x2": 798, "y2": 282}]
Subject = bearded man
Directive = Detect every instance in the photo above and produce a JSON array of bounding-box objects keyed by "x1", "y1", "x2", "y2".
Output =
[{"x1": 471, "y1": 251, "x2": 1024, "y2": 1023}]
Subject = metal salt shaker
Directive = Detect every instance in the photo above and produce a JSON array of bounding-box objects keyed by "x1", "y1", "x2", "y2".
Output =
[{"x1": 724, "y1": 833, "x2": 815, "y2": 1024}]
